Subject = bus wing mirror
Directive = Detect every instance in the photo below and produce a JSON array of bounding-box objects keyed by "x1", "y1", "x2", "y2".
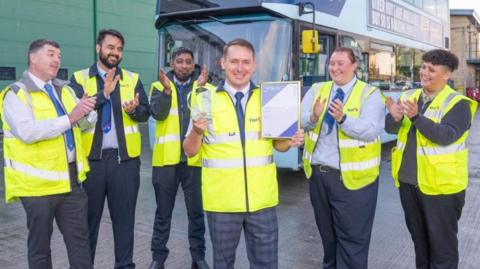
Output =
[{"x1": 302, "y1": 30, "x2": 320, "y2": 54}]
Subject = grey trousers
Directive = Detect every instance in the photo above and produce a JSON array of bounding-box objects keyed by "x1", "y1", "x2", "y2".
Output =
[
  {"x1": 20, "y1": 163, "x2": 92, "y2": 269},
  {"x1": 207, "y1": 207, "x2": 278, "y2": 269}
]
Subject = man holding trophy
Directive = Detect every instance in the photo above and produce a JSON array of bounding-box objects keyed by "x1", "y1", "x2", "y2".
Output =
[{"x1": 183, "y1": 38, "x2": 304, "y2": 269}]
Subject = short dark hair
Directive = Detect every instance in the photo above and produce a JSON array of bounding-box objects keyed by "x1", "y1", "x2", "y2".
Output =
[
  {"x1": 422, "y1": 49, "x2": 459, "y2": 72},
  {"x1": 97, "y1": 29, "x2": 125, "y2": 46},
  {"x1": 223, "y1": 39, "x2": 255, "y2": 58},
  {"x1": 28, "y1": 39, "x2": 60, "y2": 65},
  {"x1": 171, "y1": 47, "x2": 194, "y2": 61},
  {"x1": 332, "y1": 47, "x2": 356, "y2": 63}
]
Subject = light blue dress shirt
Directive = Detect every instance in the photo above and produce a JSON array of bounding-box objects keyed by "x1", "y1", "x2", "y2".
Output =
[
  {"x1": 97, "y1": 64, "x2": 119, "y2": 150},
  {"x1": 301, "y1": 76, "x2": 385, "y2": 169}
]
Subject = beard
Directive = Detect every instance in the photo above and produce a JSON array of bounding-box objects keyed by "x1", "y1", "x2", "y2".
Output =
[
  {"x1": 99, "y1": 49, "x2": 122, "y2": 69},
  {"x1": 175, "y1": 72, "x2": 191, "y2": 82}
]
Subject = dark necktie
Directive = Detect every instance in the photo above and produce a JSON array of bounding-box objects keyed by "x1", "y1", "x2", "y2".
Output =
[
  {"x1": 44, "y1": 84, "x2": 75, "y2": 150},
  {"x1": 323, "y1": 88, "x2": 345, "y2": 135},
  {"x1": 101, "y1": 73, "x2": 112, "y2": 133},
  {"x1": 234, "y1": 92, "x2": 245, "y2": 145},
  {"x1": 175, "y1": 82, "x2": 187, "y2": 112}
]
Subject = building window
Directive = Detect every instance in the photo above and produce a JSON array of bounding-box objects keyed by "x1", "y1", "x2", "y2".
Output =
[
  {"x1": 0, "y1": 67, "x2": 16, "y2": 81},
  {"x1": 368, "y1": 43, "x2": 396, "y2": 90}
]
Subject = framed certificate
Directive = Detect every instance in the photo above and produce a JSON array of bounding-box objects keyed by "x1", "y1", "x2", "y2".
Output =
[{"x1": 261, "y1": 81, "x2": 301, "y2": 139}]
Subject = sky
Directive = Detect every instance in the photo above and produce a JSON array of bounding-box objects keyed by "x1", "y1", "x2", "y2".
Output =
[{"x1": 450, "y1": 0, "x2": 480, "y2": 14}]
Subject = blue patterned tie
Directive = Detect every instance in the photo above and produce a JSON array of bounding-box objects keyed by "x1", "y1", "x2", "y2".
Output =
[
  {"x1": 44, "y1": 84, "x2": 75, "y2": 150},
  {"x1": 101, "y1": 73, "x2": 112, "y2": 133},
  {"x1": 323, "y1": 88, "x2": 345, "y2": 135},
  {"x1": 234, "y1": 92, "x2": 245, "y2": 145}
]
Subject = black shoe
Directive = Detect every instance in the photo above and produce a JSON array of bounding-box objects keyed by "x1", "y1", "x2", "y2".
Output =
[
  {"x1": 191, "y1": 260, "x2": 210, "y2": 269},
  {"x1": 148, "y1": 260, "x2": 164, "y2": 269}
]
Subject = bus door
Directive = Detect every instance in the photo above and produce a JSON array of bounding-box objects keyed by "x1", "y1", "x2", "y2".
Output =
[{"x1": 296, "y1": 25, "x2": 334, "y2": 96}]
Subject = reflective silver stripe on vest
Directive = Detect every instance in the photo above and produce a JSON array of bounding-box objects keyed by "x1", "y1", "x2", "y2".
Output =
[
  {"x1": 396, "y1": 141, "x2": 405, "y2": 151},
  {"x1": 2, "y1": 130, "x2": 14, "y2": 138},
  {"x1": 76, "y1": 162, "x2": 85, "y2": 174},
  {"x1": 4, "y1": 159, "x2": 69, "y2": 181},
  {"x1": 124, "y1": 125, "x2": 139, "y2": 135},
  {"x1": 423, "y1": 92, "x2": 459, "y2": 120},
  {"x1": 80, "y1": 69, "x2": 89, "y2": 79},
  {"x1": 308, "y1": 131, "x2": 319, "y2": 143},
  {"x1": 84, "y1": 127, "x2": 95, "y2": 134},
  {"x1": 360, "y1": 84, "x2": 375, "y2": 101},
  {"x1": 169, "y1": 108, "x2": 179, "y2": 116},
  {"x1": 202, "y1": 155, "x2": 274, "y2": 169},
  {"x1": 338, "y1": 138, "x2": 379, "y2": 148},
  {"x1": 156, "y1": 134, "x2": 180, "y2": 144},
  {"x1": 418, "y1": 142, "x2": 466, "y2": 156},
  {"x1": 304, "y1": 150, "x2": 312, "y2": 162},
  {"x1": 402, "y1": 89, "x2": 419, "y2": 100},
  {"x1": 341, "y1": 157, "x2": 381, "y2": 172},
  {"x1": 204, "y1": 131, "x2": 260, "y2": 145}
]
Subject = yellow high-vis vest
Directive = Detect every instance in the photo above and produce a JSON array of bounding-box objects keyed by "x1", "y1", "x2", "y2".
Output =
[
  {"x1": 0, "y1": 81, "x2": 89, "y2": 203},
  {"x1": 303, "y1": 80, "x2": 382, "y2": 190},
  {"x1": 149, "y1": 81, "x2": 214, "y2": 167},
  {"x1": 391, "y1": 86, "x2": 477, "y2": 195},
  {"x1": 73, "y1": 68, "x2": 141, "y2": 157},
  {"x1": 196, "y1": 86, "x2": 278, "y2": 212}
]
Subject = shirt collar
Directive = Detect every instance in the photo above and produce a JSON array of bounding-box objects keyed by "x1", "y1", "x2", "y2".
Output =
[
  {"x1": 96, "y1": 64, "x2": 107, "y2": 79},
  {"x1": 173, "y1": 75, "x2": 191, "y2": 86},
  {"x1": 28, "y1": 71, "x2": 51, "y2": 90},
  {"x1": 332, "y1": 76, "x2": 357, "y2": 96},
  {"x1": 421, "y1": 88, "x2": 442, "y2": 104},
  {"x1": 224, "y1": 80, "x2": 250, "y2": 97},
  {"x1": 89, "y1": 63, "x2": 123, "y2": 79}
]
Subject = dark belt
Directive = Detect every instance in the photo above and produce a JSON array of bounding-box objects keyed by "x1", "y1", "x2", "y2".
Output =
[
  {"x1": 101, "y1": 148, "x2": 119, "y2": 158},
  {"x1": 313, "y1": 164, "x2": 340, "y2": 173}
]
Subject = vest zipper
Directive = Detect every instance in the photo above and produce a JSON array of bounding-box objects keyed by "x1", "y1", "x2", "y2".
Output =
[
  {"x1": 65, "y1": 150, "x2": 72, "y2": 192},
  {"x1": 335, "y1": 125, "x2": 342, "y2": 181},
  {"x1": 334, "y1": 83, "x2": 354, "y2": 181},
  {"x1": 55, "y1": 90, "x2": 73, "y2": 192},
  {"x1": 227, "y1": 93, "x2": 250, "y2": 212}
]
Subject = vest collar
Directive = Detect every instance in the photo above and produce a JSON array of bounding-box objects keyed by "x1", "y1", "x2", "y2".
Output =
[
  {"x1": 88, "y1": 63, "x2": 123, "y2": 80},
  {"x1": 21, "y1": 70, "x2": 69, "y2": 92},
  {"x1": 215, "y1": 80, "x2": 257, "y2": 93}
]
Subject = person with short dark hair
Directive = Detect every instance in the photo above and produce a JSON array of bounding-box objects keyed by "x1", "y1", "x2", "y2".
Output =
[
  {"x1": 69, "y1": 29, "x2": 150, "y2": 268},
  {"x1": 1, "y1": 39, "x2": 97, "y2": 269},
  {"x1": 147, "y1": 47, "x2": 212, "y2": 269},
  {"x1": 386, "y1": 49, "x2": 477, "y2": 269},
  {"x1": 302, "y1": 47, "x2": 385, "y2": 269},
  {"x1": 184, "y1": 38, "x2": 304, "y2": 269}
]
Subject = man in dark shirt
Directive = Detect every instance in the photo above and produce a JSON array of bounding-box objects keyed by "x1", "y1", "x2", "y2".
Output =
[
  {"x1": 385, "y1": 49, "x2": 477, "y2": 269},
  {"x1": 148, "y1": 47, "x2": 210, "y2": 269}
]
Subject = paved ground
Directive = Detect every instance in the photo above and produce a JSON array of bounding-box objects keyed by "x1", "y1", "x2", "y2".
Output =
[{"x1": 1, "y1": 111, "x2": 480, "y2": 269}]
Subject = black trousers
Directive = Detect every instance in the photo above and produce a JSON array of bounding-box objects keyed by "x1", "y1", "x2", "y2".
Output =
[
  {"x1": 309, "y1": 167, "x2": 378, "y2": 269},
  {"x1": 20, "y1": 163, "x2": 92, "y2": 269},
  {"x1": 151, "y1": 162, "x2": 206, "y2": 263},
  {"x1": 399, "y1": 182, "x2": 465, "y2": 269},
  {"x1": 84, "y1": 149, "x2": 140, "y2": 269}
]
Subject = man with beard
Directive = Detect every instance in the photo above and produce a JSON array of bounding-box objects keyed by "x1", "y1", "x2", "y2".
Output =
[
  {"x1": 69, "y1": 29, "x2": 150, "y2": 269},
  {"x1": 148, "y1": 47, "x2": 211, "y2": 269}
]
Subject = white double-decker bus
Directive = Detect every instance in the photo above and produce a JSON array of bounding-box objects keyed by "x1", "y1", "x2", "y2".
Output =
[{"x1": 151, "y1": 0, "x2": 450, "y2": 169}]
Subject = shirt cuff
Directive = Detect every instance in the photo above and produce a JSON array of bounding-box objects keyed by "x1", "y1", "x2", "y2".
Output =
[
  {"x1": 60, "y1": 115, "x2": 72, "y2": 130},
  {"x1": 303, "y1": 118, "x2": 317, "y2": 131}
]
